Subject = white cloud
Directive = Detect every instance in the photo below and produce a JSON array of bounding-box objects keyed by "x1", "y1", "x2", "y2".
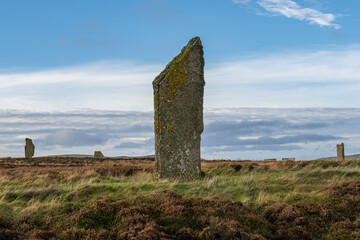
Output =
[
  {"x1": 205, "y1": 45, "x2": 360, "y2": 108},
  {"x1": 39, "y1": 129, "x2": 109, "y2": 147},
  {"x1": 234, "y1": 0, "x2": 340, "y2": 28},
  {"x1": 207, "y1": 46, "x2": 360, "y2": 84},
  {"x1": 0, "y1": 61, "x2": 162, "y2": 111},
  {"x1": 0, "y1": 61, "x2": 161, "y2": 87},
  {"x1": 0, "y1": 46, "x2": 360, "y2": 110}
]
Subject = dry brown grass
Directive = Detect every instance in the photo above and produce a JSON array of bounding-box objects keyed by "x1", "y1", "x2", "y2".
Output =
[{"x1": 1, "y1": 157, "x2": 360, "y2": 239}]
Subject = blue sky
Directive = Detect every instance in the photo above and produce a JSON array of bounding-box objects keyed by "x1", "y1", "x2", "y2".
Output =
[
  {"x1": 1, "y1": 0, "x2": 360, "y2": 159},
  {"x1": 1, "y1": 0, "x2": 359, "y2": 69}
]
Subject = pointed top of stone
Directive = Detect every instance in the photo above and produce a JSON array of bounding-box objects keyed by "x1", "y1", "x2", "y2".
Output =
[{"x1": 153, "y1": 36, "x2": 203, "y2": 87}]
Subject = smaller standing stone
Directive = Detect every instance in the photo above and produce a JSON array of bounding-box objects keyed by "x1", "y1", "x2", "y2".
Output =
[
  {"x1": 25, "y1": 138, "x2": 35, "y2": 158},
  {"x1": 94, "y1": 151, "x2": 104, "y2": 159},
  {"x1": 337, "y1": 143, "x2": 345, "y2": 161}
]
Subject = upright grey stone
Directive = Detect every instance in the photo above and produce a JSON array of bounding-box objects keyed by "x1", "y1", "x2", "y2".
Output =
[
  {"x1": 153, "y1": 37, "x2": 205, "y2": 180},
  {"x1": 25, "y1": 138, "x2": 35, "y2": 158},
  {"x1": 337, "y1": 143, "x2": 345, "y2": 161},
  {"x1": 94, "y1": 151, "x2": 104, "y2": 159}
]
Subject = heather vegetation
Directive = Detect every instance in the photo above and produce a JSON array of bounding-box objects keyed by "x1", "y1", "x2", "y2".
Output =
[{"x1": 1, "y1": 157, "x2": 360, "y2": 239}]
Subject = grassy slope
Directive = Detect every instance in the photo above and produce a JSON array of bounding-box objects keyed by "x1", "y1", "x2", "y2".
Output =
[
  {"x1": 317, "y1": 154, "x2": 360, "y2": 161},
  {"x1": 1, "y1": 158, "x2": 360, "y2": 239}
]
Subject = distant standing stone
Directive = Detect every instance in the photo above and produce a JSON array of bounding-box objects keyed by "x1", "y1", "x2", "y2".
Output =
[
  {"x1": 337, "y1": 143, "x2": 345, "y2": 161},
  {"x1": 25, "y1": 138, "x2": 35, "y2": 158},
  {"x1": 153, "y1": 37, "x2": 205, "y2": 180},
  {"x1": 94, "y1": 151, "x2": 104, "y2": 159}
]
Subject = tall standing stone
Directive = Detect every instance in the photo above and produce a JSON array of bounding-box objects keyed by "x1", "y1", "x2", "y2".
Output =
[
  {"x1": 153, "y1": 37, "x2": 205, "y2": 180},
  {"x1": 25, "y1": 138, "x2": 35, "y2": 158},
  {"x1": 337, "y1": 143, "x2": 345, "y2": 161}
]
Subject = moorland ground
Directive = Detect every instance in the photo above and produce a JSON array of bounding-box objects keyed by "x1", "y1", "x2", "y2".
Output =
[{"x1": 0, "y1": 157, "x2": 360, "y2": 239}]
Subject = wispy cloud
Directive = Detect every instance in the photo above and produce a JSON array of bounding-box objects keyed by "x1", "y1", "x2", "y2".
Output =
[
  {"x1": 0, "y1": 61, "x2": 161, "y2": 111},
  {"x1": 0, "y1": 45, "x2": 360, "y2": 110},
  {"x1": 206, "y1": 45, "x2": 360, "y2": 108},
  {"x1": 208, "y1": 47, "x2": 360, "y2": 84},
  {"x1": 233, "y1": 0, "x2": 340, "y2": 28}
]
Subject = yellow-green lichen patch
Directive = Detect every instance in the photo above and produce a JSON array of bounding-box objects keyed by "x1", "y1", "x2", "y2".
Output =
[
  {"x1": 152, "y1": 36, "x2": 200, "y2": 87},
  {"x1": 165, "y1": 66, "x2": 186, "y2": 105}
]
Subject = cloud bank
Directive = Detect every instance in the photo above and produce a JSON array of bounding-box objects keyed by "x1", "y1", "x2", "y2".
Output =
[
  {"x1": 233, "y1": 0, "x2": 340, "y2": 28},
  {"x1": 39, "y1": 130, "x2": 109, "y2": 147},
  {"x1": 1, "y1": 108, "x2": 360, "y2": 160}
]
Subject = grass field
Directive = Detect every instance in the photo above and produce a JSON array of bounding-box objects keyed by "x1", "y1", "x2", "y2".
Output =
[{"x1": 0, "y1": 157, "x2": 360, "y2": 239}]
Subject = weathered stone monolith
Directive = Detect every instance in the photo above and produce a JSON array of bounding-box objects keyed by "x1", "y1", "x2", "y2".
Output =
[
  {"x1": 25, "y1": 138, "x2": 35, "y2": 158},
  {"x1": 153, "y1": 37, "x2": 205, "y2": 180},
  {"x1": 337, "y1": 143, "x2": 345, "y2": 161},
  {"x1": 94, "y1": 151, "x2": 104, "y2": 159}
]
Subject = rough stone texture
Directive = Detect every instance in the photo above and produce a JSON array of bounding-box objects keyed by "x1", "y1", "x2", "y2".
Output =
[
  {"x1": 25, "y1": 138, "x2": 35, "y2": 158},
  {"x1": 153, "y1": 37, "x2": 205, "y2": 180},
  {"x1": 337, "y1": 143, "x2": 345, "y2": 161},
  {"x1": 94, "y1": 151, "x2": 104, "y2": 158}
]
